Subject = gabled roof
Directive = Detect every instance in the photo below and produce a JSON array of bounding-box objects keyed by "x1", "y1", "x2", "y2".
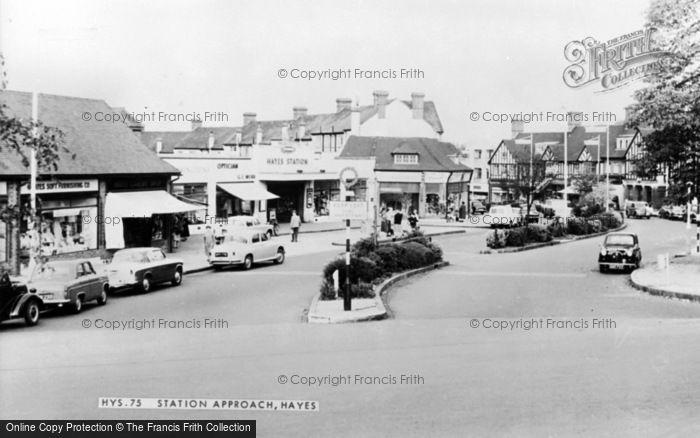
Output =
[
  {"x1": 497, "y1": 140, "x2": 546, "y2": 163},
  {"x1": 339, "y1": 136, "x2": 470, "y2": 173},
  {"x1": 0, "y1": 90, "x2": 179, "y2": 177}
]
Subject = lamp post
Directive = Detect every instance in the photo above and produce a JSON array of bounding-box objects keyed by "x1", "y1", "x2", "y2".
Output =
[{"x1": 687, "y1": 182, "x2": 693, "y2": 230}]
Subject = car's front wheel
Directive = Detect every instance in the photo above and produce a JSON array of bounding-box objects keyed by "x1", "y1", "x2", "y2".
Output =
[
  {"x1": 243, "y1": 255, "x2": 253, "y2": 270},
  {"x1": 72, "y1": 296, "x2": 83, "y2": 314},
  {"x1": 141, "y1": 277, "x2": 151, "y2": 293},
  {"x1": 172, "y1": 269, "x2": 182, "y2": 286},
  {"x1": 23, "y1": 300, "x2": 41, "y2": 326},
  {"x1": 274, "y1": 248, "x2": 285, "y2": 264},
  {"x1": 96, "y1": 288, "x2": 108, "y2": 305}
]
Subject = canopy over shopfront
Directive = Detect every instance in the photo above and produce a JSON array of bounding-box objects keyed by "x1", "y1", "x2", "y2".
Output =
[
  {"x1": 105, "y1": 190, "x2": 203, "y2": 248},
  {"x1": 217, "y1": 182, "x2": 279, "y2": 201}
]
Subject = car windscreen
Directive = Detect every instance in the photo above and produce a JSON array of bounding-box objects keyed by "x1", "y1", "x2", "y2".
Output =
[
  {"x1": 605, "y1": 235, "x2": 635, "y2": 246},
  {"x1": 31, "y1": 262, "x2": 74, "y2": 282},
  {"x1": 113, "y1": 250, "x2": 150, "y2": 263}
]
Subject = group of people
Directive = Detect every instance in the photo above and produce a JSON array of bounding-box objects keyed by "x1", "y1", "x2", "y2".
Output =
[{"x1": 381, "y1": 206, "x2": 419, "y2": 237}]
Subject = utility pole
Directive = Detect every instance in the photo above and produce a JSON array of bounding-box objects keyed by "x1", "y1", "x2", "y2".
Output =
[{"x1": 605, "y1": 125, "x2": 610, "y2": 212}]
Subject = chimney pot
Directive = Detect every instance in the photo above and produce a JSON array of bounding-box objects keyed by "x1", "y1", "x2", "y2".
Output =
[
  {"x1": 191, "y1": 119, "x2": 202, "y2": 131},
  {"x1": 511, "y1": 119, "x2": 524, "y2": 138},
  {"x1": 567, "y1": 111, "x2": 584, "y2": 130},
  {"x1": 350, "y1": 102, "x2": 361, "y2": 136},
  {"x1": 336, "y1": 98, "x2": 352, "y2": 112},
  {"x1": 411, "y1": 92, "x2": 425, "y2": 119},
  {"x1": 156, "y1": 137, "x2": 163, "y2": 154},
  {"x1": 243, "y1": 112, "x2": 257, "y2": 125},
  {"x1": 255, "y1": 125, "x2": 263, "y2": 144},
  {"x1": 293, "y1": 106, "x2": 308, "y2": 120},
  {"x1": 373, "y1": 90, "x2": 389, "y2": 119},
  {"x1": 207, "y1": 131, "x2": 215, "y2": 150}
]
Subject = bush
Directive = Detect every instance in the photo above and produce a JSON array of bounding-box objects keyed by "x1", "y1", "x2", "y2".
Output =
[
  {"x1": 591, "y1": 212, "x2": 622, "y2": 230},
  {"x1": 321, "y1": 255, "x2": 381, "y2": 286},
  {"x1": 566, "y1": 218, "x2": 594, "y2": 235},
  {"x1": 505, "y1": 227, "x2": 528, "y2": 247},
  {"x1": 547, "y1": 221, "x2": 566, "y2": 238},
  {"x1": 320, "y1": 279, "x2": 337, "y2": 301},
  {"x1": 352, "y1": 237, "x2": 376, "y2": 257},
  {"x1": 338, "y1": 282, "x2": 375, "y2": 299},
  {"x1": 400, "y1": 242, "x2": 433, "y2": 270},
  {"x1": 525, "y1": 224, "x2": 552, "y2": 242},
  {"x1": 426, "y1": 242, "x2": 443, "y2": 262},
  {"x1": 374, "y1": 245, "x2": 401, "y2": 273},
  {"x1": 486, "y1": 229, "x2": 508, "y2": 248}
]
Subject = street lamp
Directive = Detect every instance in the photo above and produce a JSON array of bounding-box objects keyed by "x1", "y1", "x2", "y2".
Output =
[{"x1": 687, "y1": 182, "x2": 693, "y2": 230}]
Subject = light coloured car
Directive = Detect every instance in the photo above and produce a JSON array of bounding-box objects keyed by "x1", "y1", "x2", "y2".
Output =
[
  {"x1": 208, "y1": 230, "x2": 285, "y2": 270},
  {"x1": 108, "y1": 247, "x2": 183, "y2": 292},
  {"x1": 625, "y1": 201, "x2": 651, "y2": 219},
  {"x1": 28, "y1": 259, "x2": 108, "y2": 313},
  {"x1": 221, "y1": 216, "x2": 274, "y2": 238},
  {"x1": 486, "y1": 205, "x2": 522, "y2": 228}
]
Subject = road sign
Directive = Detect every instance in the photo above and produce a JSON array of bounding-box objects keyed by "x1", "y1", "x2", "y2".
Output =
[
  {"x1": 339, "y1": 167, "x2": 359, "y2": 189},
  {"x1": 329, "y1": 201, "x2": 368, "y2": 220}
]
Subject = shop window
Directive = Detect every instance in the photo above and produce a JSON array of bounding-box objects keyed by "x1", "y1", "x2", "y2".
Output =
[
  {"x1": 314, "y1": 181, "x2": 340, "y2": 216},
  {"x1": 0, "y1": 201, "x2": 6, "y2": 263},
  {"x1": 23, "y1": 205, "x2": 99, "y2": 257}
]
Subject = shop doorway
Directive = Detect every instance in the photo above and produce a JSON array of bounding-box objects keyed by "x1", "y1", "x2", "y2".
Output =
[{"x1": 265, "y1": 181, "x2": 305, "y2": 222}]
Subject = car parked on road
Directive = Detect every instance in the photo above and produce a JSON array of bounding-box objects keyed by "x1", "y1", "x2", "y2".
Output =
[
  {"x1": 28, "y1": 260, "x2": 108, "y2": 313},
  {"x1": 487, "y1": 205, "x2": 523, "y2": 228},
  {"x1": 598, "y1": 233, "x2": 642, "y2": 273},
  {"x1": 669, "y1": 205, "x2": 687, "y2": 221},
  {"x1": 208, "y1": 230, "x2": 285, "y2": 270},
  {"x1": 108, "y1": 247, "x2": 183, "y2": 293},
  {"x1": 625, "y1": 201, "x2": 651, "y2": 219},
  {"x1": 225, "y1": 216, "x2": 274, "y2": 238},
  {"x1": 470, "y1": 200, "x2": 487, "y2": 215},
  {"x1": 0, "y1": 272, "x2": 43, "y2": 326}
]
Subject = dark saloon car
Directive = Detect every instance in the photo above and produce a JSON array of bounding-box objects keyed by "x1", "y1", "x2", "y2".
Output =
[
  {"x1": 598, "y1": 233, "x2": 642, "y2": 273},
  {"x1": 108, "y1": 247, "x2": 183, "y2": 293},
  {"x1": 27, "y1": 260, "x2": 108, "y2": 313},
  {"x1": 0, "y1": 272, "x2": 43, "y2": 326}
]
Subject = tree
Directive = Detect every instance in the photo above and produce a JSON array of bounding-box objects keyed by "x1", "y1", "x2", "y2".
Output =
[
  {"x1": 627, "y1": 0, "x2": 700, "y2": 203},
  {"x1": 511, "y1": 157, "x2": 548, "y2": 219}
]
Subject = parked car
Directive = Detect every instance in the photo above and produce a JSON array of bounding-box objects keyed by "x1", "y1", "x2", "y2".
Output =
[
  {"x1": 108, "y1": 247, "x2": 183, "y2": 293},
  {"x1": 625, "y1": 201, "x2": 651, "y2": 219},
  {"x1": 208, "y1": 230, "x2": 285, "y2": 270},
  {"x1": 224, "y1": 216, "x2": 274, "y2": 238},
  {"x1": 28, "y1": 260, "x2": 108, "y2": 313},
  {"x1": 669, "y1": 205, "x2": 686, "y2": 220},
  {"x1": 487, "y1": 205, "x2": 522, "y2": 228},
  {"x1": 658, "y1": 204, "x2": 673, "y2": 219},
  {"x1": 598, "y1": 233, "x2": 642, "y2": 273},
  {"x1": 0, "y1": 272, "x2": 43, "y2": 326},
  {"x1": 470, "y1": 200, "x2": 487, "y2": 215},
  {"x1": 542, "y1": 199, "x2": 572, "y2": 218}
]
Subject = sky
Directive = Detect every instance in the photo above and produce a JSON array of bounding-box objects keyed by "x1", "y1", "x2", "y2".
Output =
[{"x1": 0, "y1": 0, "x2": 651, "y2": 147}]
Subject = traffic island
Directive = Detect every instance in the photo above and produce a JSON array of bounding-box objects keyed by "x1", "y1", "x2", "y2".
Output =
[
  {"x1": 630, "y1": 257, "x2": 700, "y2": 302},
  {"x1": 306, "y1": 261, "x2": 449, "y2": 323}
]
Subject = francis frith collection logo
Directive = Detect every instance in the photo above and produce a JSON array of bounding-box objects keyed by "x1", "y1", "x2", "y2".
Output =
[{"x1": 563, "y1": 28, "x2": 670, "y2": 92}]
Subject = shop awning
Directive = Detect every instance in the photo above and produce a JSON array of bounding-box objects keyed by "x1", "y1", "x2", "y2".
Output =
[
  {"x1": 106, "y1": 190, "x2": 203, "y2": 217},
  {"x1": 217, "y1": 182, "x2": 279, "y2": 201}
]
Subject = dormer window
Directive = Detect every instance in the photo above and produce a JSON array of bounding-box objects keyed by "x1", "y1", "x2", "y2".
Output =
[
  {"x1": 394, "y1": 153, "x2": 419, "y2": 164},
  {"x1": 617, "y1": 138, "x2": 629, "y2": 150}
]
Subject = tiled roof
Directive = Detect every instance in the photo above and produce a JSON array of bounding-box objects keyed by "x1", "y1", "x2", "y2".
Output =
[
  {"x1": 339, "y1": 136, "x2": 470, "y2": 173},
  {"x1": 140, "y1": 131, "x2": 190, "y2": 153},
  {"x1": 0, "y1": 90, "x2": 180, "y2": 177}
]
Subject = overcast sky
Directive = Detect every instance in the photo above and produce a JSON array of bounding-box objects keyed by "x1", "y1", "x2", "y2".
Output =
[{"x1": 0, "y1": 0, "x2": 649, "y2": 146}]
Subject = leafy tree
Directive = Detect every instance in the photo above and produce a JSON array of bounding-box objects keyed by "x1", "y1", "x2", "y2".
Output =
[{"x1": 627, "y1": 0, "x2": 700, "y2": 202}]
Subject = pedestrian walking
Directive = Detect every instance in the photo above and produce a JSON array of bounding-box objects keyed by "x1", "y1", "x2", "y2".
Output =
[
  {"x1": 394, "y1": 209, "x2": 404, "y2": 237},
  {"x1": 383, "y1": 207, "x2": 395, "y2": 237},
  {"x1": 181, "y1": 216, "x2": 190, "y2": 241},
  {"x1": 408, "y1": 209, "x2": 419, "y2": 231},
  {"x1": 459, "y1": 202, "x2": 467, "y2": 221},
  {"x1": 290, "y1": 210, "x2": 301, "y2": 242},
  {"x1": 203, "y1": 225, "x2": 215, "y2": 256}
]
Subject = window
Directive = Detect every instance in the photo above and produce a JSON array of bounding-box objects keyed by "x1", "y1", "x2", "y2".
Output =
[
  {"x1": 149, "y1": 250, "x2": 165, "y2": 262},
  {"x1": 393, "y1": 154, "x2": 419, "y2": 164},
  {"x1": 260, "y1": 232, "x2": 269, "y2": 242},
  {"x1": 474, "y1": 149, "x2": 482, "y2": 159},
  {"x1": 251, "y1": 234, "x2": 260, "y2": 243},
  {"x1": 475, "y1": 168, "x2": 483, "y2": 179},
  {"x1": 616, "y1": 138, "x2": 629, "y2": 150},
  {"x1": 486, "y1": 150, "x2": 493, "y2": 160}
]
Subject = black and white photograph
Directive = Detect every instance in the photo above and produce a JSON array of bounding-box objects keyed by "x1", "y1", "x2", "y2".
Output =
[{"x1": 1, "y1": 0, "x2": 699, "y2": 436}]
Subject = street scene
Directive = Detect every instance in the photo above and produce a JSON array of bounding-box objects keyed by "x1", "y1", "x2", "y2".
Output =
[{"x1": 1, "y1": 0, "x2": 700, "y2": 437}]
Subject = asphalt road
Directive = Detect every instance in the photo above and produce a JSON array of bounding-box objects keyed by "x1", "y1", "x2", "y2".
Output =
[{"x1": 2, "y1": 218, "x2": 700, "y2": 437}]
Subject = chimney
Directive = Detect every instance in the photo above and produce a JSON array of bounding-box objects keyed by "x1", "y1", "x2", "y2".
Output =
[
  {"x1": 511, "y1": 119, "x2": 524, "y2": 138},
  {"x1": 191, "y1": 119, "x2": 202, "y2": 131},
  {"x1": 281, "y1": 125, "x2": 289, "y2": 141},
  {"x1": 293, "y1": 106, "x2": 308, "y2": 120},
  {"x1": 373, "y1": 90, "x2": 389, "y2": 119},
  {"x1": 255, "y1": 125, "x2": 263, "y2": 144},
  {"x1": 155, "y1": 137, "x2": 163, "y2": 154},
  {"x1": 234, "y1": 129, "x2": 242, "y2": 145},
  {"x1": 296, "y1": 119, "x2": 306, "y2": 140},
  {"x1": 336, "y1": 97, "x2": 352, "y2": 112},
  {"x1": 350, "y1": 102, "x2": 361, "y2": 136},
  {"x1": 567, "y1": 111, "x2": 584, "y2": 131},
  {"x1": 207, "y1": 131, "x2": 215, "y2": 150},
  {"x1": 411, "y1": 92, "x2": 425, "y2": 120},
  {"x1": 243, "y1": 112, "x2": 256, "y2": 125}
]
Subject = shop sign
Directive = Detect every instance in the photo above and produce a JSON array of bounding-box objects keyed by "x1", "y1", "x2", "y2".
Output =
[
  {"x1": 329, "y1": 201, "x2": 368, "y2": 220},
  {"x1": 20, "y1": 179, "x2": 98, "y2": 194},
  {"x1": 0, "y1": 182, "x2": 6, "y2": 196},
  {"x1": 339, "y1": 167, "x2": 359, "y2": 189}
]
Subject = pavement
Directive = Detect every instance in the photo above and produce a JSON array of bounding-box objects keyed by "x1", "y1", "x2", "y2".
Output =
[
  {"x1": 5, "y1": 217, "x2": 700, "y2": 436},
  {"x1": 630, "y1": 254, "x2": 700, "y2": 300}
]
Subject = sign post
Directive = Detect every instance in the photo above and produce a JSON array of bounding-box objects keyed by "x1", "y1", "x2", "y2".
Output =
[{"x1": 337, "y1": 167, "x2": 361, "y2": 311}]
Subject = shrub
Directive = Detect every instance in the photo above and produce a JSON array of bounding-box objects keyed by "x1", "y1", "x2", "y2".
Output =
[
  {"x1": 486, "y1": 229, "x2": 508, "y2": 248},
  {"x1": 566, "y1": 218, "x2": 593, "y2": 235},
  {"x1": 338, "y1": 282, "x2": 375, "y2": 299},
  {"x1": 426, "y1": 242, "x2": 443, "y2": 262},
  {"x1": 375, "y1": 245, "x2": 401, "y2": 273},
  {"x1": 320, "y1": 279, "x2": 337, "y2": 301},
  {"x1": 547, "y1": 221, "x2": 566, "y2": 238},
  {"x1": 525, "y1": 224, "x2": 552, "y2": 242},
  {"x1": 352, "y1": 237, "x2": 376, "y2": 257},
  {"x1": 505, "y1": 227, "x2": 528, "y2": 247},
  {"x1": 400, "y1": 242, "x2": 433, "y2": 270},
  {"x1": 321, "y1": 255, "x2": 381, "y2": 286},
  {"x1": 591, "y1": 212, "x2": 621, "y2": 230}
]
